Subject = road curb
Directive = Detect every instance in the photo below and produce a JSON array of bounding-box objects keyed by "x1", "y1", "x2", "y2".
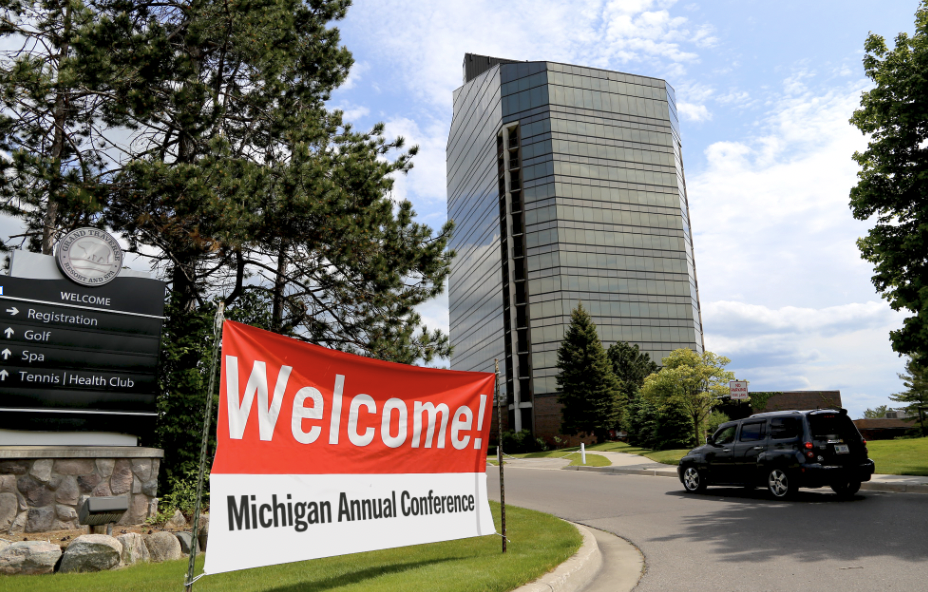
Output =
[
  {"x1": 513, "y1": 522, "x2": 602, "y2": 592},
  {"x1": 564, "y1": 465, "x2": 928, "y2": 495}
]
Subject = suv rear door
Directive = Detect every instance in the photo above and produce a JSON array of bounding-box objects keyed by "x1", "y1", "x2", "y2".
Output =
[
  {"x1": 733, "y1": 419, "x2": 767, "y2": 484},
  {"x1": 805, "y1": 411, "x2": 866, "y2": 466}
]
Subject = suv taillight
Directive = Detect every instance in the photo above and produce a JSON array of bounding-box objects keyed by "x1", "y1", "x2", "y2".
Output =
[{"x1": 803, "y1": 441, "x2": 814, "y2": 458}]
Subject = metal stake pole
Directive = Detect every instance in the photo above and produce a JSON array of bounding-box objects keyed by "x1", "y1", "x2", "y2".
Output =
[
  {"x1": 495, "y1": 359, "x2": 506, "y2": 553},
  {"x1": 184, "y1": 302, "x2": 225, "y2": 591}
]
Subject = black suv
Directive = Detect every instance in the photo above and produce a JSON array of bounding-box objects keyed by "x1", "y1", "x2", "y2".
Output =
[{"x1": 677, "y1": 409, "x2": 875, "y2": 499}]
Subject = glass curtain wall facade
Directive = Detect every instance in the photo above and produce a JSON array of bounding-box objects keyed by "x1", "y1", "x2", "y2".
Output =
[{"x1": 448, "y1": 54, "x2": 704, "y2": 438}]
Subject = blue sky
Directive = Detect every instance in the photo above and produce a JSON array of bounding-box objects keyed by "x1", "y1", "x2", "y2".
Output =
[{"x1": 327, "y1": 0, "x2": 924, "y2": 418}]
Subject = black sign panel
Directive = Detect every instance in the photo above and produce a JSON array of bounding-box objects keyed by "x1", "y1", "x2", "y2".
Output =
[
  {"x1": 1, "y1": 321, "x2": 160, "y2": 355},
  {"x1": 1, "y1": 301, "x2": 163, "y2": 336},
  {"x1": 0, "y1": 275, "x2": 165, "y2": 316},
  {"x1": 0, "y1": 343, "x2": 158, "y2": 372},
  {"x1": 0, "y1": 274, "x2": 166, "y2": 433}
]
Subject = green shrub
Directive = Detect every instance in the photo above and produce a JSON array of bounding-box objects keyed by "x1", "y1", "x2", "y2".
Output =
[{"x1": 705, "y1": 410, "x2": 730, "y2": 437}]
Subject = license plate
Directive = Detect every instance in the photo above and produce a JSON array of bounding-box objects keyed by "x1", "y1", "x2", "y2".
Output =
[{"x1": 834, "y1": 444, "x2": 849, "y2": 454}]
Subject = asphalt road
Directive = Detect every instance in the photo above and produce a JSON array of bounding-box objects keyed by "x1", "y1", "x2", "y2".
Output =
[{"x1": 486, "y1": 466, "x2": 928, "y2": 592}]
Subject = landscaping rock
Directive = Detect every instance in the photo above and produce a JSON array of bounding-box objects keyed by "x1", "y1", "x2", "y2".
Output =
[
  {"x1": 131, "y1": 459, "x2": 153, "y2": 481},
  {"x1": 9, "y1": 511, "x2": 26, "y2": 534},
  {"x1": 0, "y1": 540, "x2": 62, "y2": 575},
  {"x1": 175, "y1": 531, "x2": 195, "y2": 555},
  {"x1": 53, "y1": 459, "x2": 94, "y2": 476},
  {"x1": 96, "y1": 458, "x2": 115, "y2": 478},
  {"x1": 59, "y1": 534, "x2": 122, "y2": 573},
  {"x1": 55, "y1": 475, "x2": 80, "y2": 505},
  {"x1": 116, "y1": 532, "x2": 150, "y2": 566},
  {"x1": 142, "y1": 479, "x2": 158, "y2": 497},
  {"x1": 145, "y1": 531, "x2": 181, "y2": 562},
  {"x1": 77, "y1": 473, "x2": 102, "y2": 493},
  {"x1": 110, "y1": 460, "x2": 133, "y2": 495},
  {"x1": 167, "y1": 509, "x2": 187, "y2": 530},
  {"x1": 29, "y1": 459, "x2": 54, "y2": 483},
  {"x1": 0, "y1": 539, "x2": 9, "y2": 552},
  {"x1": 0, "y1": 493, "x2": 17, "y2": 531},
  {"x1": 57, "y1": 504, "x2": 78, "y2": 521},
  {"x1": 17, "y1": 475, "x2": 53, "y2": 507},
  {"x1": 93, "y1": 481, "x2": 113, "y2": 497},
  {"x1": 0, "y1": 474, "x2": 16, "y2": 492},
  {"x1": 124, "y1": 492, "x2": 151, "y2": 525},
  {"x1": 0, "y1": 460, "x2": 30, "y2": 475},
  {"x1": 25, "y1": 506, "x2": 56, "y2": 533}
]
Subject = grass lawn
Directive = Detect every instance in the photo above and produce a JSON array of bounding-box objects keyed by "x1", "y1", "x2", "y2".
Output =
[
  {"x1": 867, "y1": 437, "x2": 928, "y2": 476},
  {"x1": 587, "y1": 441, "x2": 689, "y2": 465},
  {"x1": 2, "y1": 502, "x2": 581, "y2": 592},
  {"x1": 488, "y1": 450, "x2": 610, "y2": 467}
]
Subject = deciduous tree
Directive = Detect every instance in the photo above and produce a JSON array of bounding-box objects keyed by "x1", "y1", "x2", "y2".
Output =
[
  {"x1": 850, "y1": 1, "x2": 928, "y2": 360},
  {"x1": 641, "y1": 348, "x2": 735, "y2": 446}
]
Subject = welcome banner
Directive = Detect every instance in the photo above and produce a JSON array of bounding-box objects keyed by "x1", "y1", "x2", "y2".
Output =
[{"x1": 203, "y1": 321, "x2": 497, "y2": 575}]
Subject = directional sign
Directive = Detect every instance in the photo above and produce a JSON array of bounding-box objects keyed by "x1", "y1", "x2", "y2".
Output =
[
  {"x1": 0, "y1": 343, "x2": 157, "y2": 372},
  {"x1": 1, "y1": 321, "x2": 159, "y2": 355},
  {"x1": 2, "y1": 301, "x2": 162, "y2": 336},
  {"x1": 0, "y1": 274, "x2": 166, "y2": 433}
]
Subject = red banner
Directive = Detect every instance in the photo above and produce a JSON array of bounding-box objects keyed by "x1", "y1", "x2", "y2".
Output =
[{"x1": 205, "y1": 321, "x2": 497, "y2": 575}]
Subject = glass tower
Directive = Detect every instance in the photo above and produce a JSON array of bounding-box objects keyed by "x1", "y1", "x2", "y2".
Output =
[{"x1": 447, "y1": 54, "x2": 704, "y2": 437}]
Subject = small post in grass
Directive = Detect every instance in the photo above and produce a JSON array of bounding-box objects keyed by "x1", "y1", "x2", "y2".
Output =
[
  {"x1": 184, "y1": 302, "x2": 225, "y2": 591},
  {"x1": 495, "y1": 358, "x2": 506, "y2": 553},
  {"x1": 581, "y1": 442, "x2": 586, "y2": 465}
]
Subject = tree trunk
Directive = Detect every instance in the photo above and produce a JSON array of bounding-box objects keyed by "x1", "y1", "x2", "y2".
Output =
[
  {"x1": 271, "y1": 242, "x2": 288, "y2": 332},
  {"x1": 42, "y1": 0, "x2": 72, "y2": 255},
  {"x1": 693, "y1": 413, "x2": 701, "y2": 446}
]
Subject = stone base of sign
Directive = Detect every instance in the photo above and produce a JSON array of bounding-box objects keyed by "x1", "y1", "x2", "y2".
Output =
[{"x1": 0, "y1": 447, "x2": 164, "y2": 534}]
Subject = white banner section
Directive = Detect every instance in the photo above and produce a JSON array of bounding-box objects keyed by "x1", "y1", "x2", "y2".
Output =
[{"x1": 205, "y1": 472, "x2": 496, "y2": 574}]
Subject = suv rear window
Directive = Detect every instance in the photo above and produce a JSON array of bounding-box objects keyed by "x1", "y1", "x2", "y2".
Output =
[
  {"x1": 808, "y1": 414, "x2": 860, "y2": 441},
  {"x1": 769, "y1": 417, "x2": 801, "y2": 439}
]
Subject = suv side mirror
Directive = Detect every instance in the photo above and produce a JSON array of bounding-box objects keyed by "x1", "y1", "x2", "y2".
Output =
[{"x1": 706, "y1": 435, "x2": 714, "y2": 445}]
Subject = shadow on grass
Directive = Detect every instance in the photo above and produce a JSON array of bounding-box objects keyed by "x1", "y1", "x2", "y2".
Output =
[{"x1": 260, "y1": 557, "x2": 457, "y2": 592}]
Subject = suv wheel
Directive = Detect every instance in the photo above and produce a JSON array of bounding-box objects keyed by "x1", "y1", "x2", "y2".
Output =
[
  {"x1": 831, "y1": 480, "x2": 862, "y2": 497},
  {"x1": 767, "y1": 468, "x2": 797, "y2": 500},
  {"x1": 682, "y1": 466, "x2": 706, "y2": 493}
]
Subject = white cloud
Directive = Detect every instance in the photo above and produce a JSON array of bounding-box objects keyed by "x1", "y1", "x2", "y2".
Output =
[
  {"x1": 346, "y1": 0, "x2": 711, "y2": 108},
  {"x1": 330, "y1": 102, "x2": 370, "y2": 123},
  {"x1": 383, "y1": 117, "x2": 448, "y2": 205},
  {"x1": 341, "y1": 61, "x2": 369, "y2": 90},
  {"x1": 687, "y1": 74, "x2": 908, "y2": 418},
  {"x1": 702, "y1": 301, "x2": 905, "y2": 419},
  {"x1": 677, "y1": 101, "x2": 712, "y2": 121}
]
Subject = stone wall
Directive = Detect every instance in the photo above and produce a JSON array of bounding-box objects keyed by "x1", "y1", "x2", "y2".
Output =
[{"x1": 0, "y1": 448, "x2": 163, "y2": 534}]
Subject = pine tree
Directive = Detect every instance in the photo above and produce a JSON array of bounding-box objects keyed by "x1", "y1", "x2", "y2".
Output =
[
  {"x1": 556, "y1": 304, "x2": 622, "y2": 442},
  {"x1": 607, "y1": 341, "x2": 658, "y2": 430},
  {"x1": 0, "y1": 1, "x2": 455, "y2": 483},
  {"x1": 890, "y1": 355, "x2": 928, "y2": 436},
  {"x1": 0, "y1": 0, "x2": 112, "y2": 253}
]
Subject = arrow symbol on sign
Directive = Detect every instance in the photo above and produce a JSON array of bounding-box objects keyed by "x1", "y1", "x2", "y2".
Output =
[
  {"x1": 0, "y1": 369, "x2": 7, "y2": 381},
  {"x1": 0, "y1": 349, "x2": 9, "y2": 360},
  {"x1": 5, "y1": 307, "x2": 17, "y2": 316},
  {"x1": 3, "y1": 328, "x2": 12, "y2": 338}
]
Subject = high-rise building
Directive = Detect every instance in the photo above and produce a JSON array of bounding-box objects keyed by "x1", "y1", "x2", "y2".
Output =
[{"x1": 447, "y1": 54, "x2": 704, "y2": 438}]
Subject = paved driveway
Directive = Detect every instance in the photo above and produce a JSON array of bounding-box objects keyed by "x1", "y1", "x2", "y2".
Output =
[{"x1": 487, "y1": 465, "x2": 928, "y2": 591}]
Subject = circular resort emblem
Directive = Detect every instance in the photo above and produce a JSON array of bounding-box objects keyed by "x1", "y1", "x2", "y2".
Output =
[{"x1": 55, "y1": 227, "x2": 123, "y2": 286}]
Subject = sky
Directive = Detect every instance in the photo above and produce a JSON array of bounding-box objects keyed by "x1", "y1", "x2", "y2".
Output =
[
  {"x1": 0, "y1": 1, "x2": 919, "y2": 420},
  {"x1": 325, "y1": 0, "x2": 925, "y2": 419}
]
